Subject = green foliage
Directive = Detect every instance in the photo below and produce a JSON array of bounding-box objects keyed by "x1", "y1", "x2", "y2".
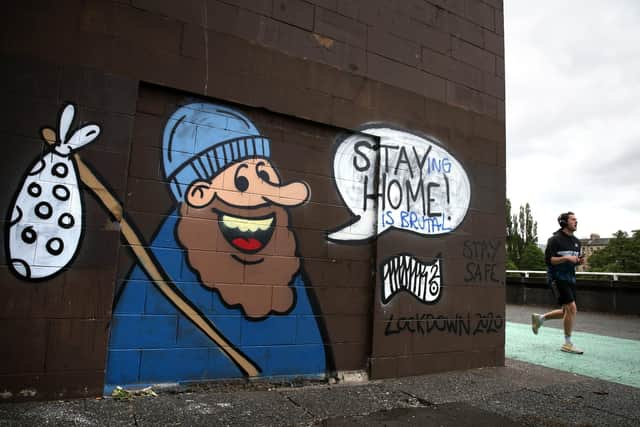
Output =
[
  {"x1": 518, "y1": 243, "x2": 546, "y2": 270},
  {"x1": 588, "y1": 230, "x2": 640, "y2": 273},
  {"x1": 506, "y1": 258, "x2": 518, "y2": 270},
  {"x1": 506, "y1": 199, "x2": 543, "y2": 269}
]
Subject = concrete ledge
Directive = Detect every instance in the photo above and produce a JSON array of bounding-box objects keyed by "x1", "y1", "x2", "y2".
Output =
[{"x1": 506, "y1": 277, "x2": 640, "y2": 315}]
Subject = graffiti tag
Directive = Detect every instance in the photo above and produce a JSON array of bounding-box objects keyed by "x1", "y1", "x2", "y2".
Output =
[
  {"x1": 384, "y1": 312, "x2": 504, "y2": 336},
  {"x1": 380, "y1": 253, "x2": 442, "y2": 304},
  {"x1": 463, "y1": 240, "x2": 501, "y2": 284}
]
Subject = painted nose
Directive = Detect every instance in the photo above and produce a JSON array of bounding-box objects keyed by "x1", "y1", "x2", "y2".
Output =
[{"x1": 263, "y1": 181, "x2": 309, "y2": 207}]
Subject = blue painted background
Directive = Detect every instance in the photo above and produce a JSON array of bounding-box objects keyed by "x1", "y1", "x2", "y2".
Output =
[{"x1": 105, "y1": 212, "x2": 327, "y2": 389}]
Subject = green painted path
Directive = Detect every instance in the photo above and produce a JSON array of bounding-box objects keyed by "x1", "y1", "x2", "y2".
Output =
[{"x1": 506, "y1": 321, "x2": 640, "y2": 388}]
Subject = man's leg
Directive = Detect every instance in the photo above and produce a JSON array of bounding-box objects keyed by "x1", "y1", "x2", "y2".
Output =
[
  {"x1": 544, "y1": 309, "x2": 564, "y2": 319},
  {"x1": 531, "y1": 309, "x2": 563, "y2": 334},
  {"x1": 561, "y1": 302, "x2": 583, "y2": 354},
  {"x1": 563, "y1": 302, "x2": 576, "y2": 339}
]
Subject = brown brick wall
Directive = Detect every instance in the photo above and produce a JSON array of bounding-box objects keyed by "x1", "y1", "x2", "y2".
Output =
[
  {"x1": 1, "y1": 0, "x2": 505, "y2": 400},
  {"x1": 3, "y1": 0, "x2": 504, "y2": 122},
  {"x1": 0, "y1": 55, "x2": 138, "y2": 400}
]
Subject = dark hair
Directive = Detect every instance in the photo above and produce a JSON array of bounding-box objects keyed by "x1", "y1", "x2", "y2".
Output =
[{"x1": 558, "y1": 211, "x2": 575, "y2": 228}]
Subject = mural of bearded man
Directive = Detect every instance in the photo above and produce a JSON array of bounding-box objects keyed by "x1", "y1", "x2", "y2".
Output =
[{"x1": 105, "y1": 103, "x2": 329, "y2": 388}]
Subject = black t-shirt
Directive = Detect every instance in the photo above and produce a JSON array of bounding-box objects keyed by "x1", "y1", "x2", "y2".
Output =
[{"x1": 545, "y1": 229, "x2": 581, "y2": 283}]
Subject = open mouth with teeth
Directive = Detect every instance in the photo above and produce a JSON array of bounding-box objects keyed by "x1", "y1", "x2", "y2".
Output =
[{"x1": 217, "y1": 211, "x2": 276, "y2": 254}]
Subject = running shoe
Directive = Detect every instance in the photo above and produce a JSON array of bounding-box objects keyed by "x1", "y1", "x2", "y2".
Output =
[
  {"x1": 561, "y1": 343, "x2": 584, "y2": 354},
  {"x1": 531, "y1": 313, "x2": 542, "y2": 335}
]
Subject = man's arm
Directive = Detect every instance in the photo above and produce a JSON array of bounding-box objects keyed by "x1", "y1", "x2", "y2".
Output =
[
  {"x1": 546, "y1": 236, "x2": 579, "y2": 265},
  {"x1": 550, "y1": 255, "x2": 579, "y2": 265}
]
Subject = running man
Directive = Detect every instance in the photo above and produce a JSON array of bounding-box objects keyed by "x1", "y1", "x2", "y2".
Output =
[{"x1": 531, "y1": 211, "x2": 584, "y2": 354}]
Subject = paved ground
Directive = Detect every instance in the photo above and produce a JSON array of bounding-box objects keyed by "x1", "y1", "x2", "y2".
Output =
[
  {"x1": 506, "y1": 304, "x2": 640, "y2": 388},
  {"x1": 506, "y1": 304, "x2": 640, "y2": 341},
  {"x1": 0, "y1": 305, "x2": 638, "y2": 426}
]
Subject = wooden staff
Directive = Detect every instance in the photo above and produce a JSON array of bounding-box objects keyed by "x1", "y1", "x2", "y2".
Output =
[{"x1": 42, "y1": 128, "x2": 260, "y2": 377}]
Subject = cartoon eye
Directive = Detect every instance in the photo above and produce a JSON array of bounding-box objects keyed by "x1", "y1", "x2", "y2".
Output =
[
  {"x1": 255, "y1": 161, "x2": 279, "y2": 184},
  {"x1": 235, "y1": 176, "x2": 249, "y2": 192},
  {"x1": 234, "y1": 164, "x2": 249, "y2": 192},
  {"x1": 257, "y1": 169, "x2": 271, "y2": 183}
]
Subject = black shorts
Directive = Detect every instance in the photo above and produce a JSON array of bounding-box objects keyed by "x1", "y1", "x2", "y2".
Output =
[{"x1": 552, "y1": 280, "x2": 576, "y2": 305}]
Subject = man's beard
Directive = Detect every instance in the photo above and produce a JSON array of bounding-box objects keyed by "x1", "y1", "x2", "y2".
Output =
[{"x1": 176, "y1": 201, "x2": 299, "y2": 319}]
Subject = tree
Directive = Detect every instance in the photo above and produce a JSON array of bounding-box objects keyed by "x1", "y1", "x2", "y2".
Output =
[
  {"x1": 506, "y1": 199, "x2": 544, "y2": 269},
  {"x1": 518, "y1": 243, "x2": 546, "y2": 270},
  {"x1": 506, "y1": 199, "x2": 517, "y2": 266},
  {"x1": 588, "y1": 230, "x2": 640, "y2": 273}
]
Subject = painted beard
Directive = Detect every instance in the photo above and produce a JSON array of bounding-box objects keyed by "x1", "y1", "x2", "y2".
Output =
[{"x1": 176, "y1": 200, "x2": 299, "y2": 319}]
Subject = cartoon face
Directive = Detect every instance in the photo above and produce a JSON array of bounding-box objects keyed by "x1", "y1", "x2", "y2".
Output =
[{"x1": 176, "y1": 157, "x2": 309, "y2": 318}]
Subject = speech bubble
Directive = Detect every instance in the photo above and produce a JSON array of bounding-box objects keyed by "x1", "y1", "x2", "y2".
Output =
[{"x1": 328, "y1": 126, "x2": 471, "y2": 241}]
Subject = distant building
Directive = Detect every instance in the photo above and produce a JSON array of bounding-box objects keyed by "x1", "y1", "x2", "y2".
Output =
[{"x1": 578, "y1": 233, "x2": 610, "y2": 271}]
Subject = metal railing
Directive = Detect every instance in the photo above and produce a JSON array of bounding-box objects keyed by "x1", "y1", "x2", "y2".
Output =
[{"x1": 506, "y1": 270, "x2": 640, "y2": 281}]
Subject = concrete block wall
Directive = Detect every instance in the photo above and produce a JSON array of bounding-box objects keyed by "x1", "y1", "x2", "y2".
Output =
[{"x1": 0, "y1": 0, "x2": 505, "y2": 400}]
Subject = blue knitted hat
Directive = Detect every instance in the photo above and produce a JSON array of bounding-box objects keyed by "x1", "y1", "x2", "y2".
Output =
[{"x1": 162, "y1": 103, "x2": 271, "y2": 201}]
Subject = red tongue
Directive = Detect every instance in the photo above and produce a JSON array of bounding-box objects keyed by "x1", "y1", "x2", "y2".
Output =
[{"x1": 231, "y1": 237, "x2": 263, "y2": 251}]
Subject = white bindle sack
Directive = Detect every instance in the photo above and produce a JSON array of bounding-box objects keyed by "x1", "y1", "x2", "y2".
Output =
[{"x1": 7, "y1": 104, "x2": 100, "y2": 280}]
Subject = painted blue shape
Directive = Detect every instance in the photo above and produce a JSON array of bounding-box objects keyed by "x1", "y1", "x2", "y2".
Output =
[
  {"x1": 263, "y1": 138, "x2": 270, "y2": 157},
  {"x1": 144, "y1": 282, "x2": 176, "y2": 314},
  {"x1": 177, "y1": 315, "x2": 242, "y2": 347},
  {"x1": 238, "y1": 139, "x2": 246, "y2": 157},
  {"x1": 150, "y1": 248, "x2": 183, "y2": 279},
  {"x1": 106, "y1": 210, "x2": 327, "y2": 388},
  {"x1": 109, "y1": 314, "x2": 177, "y2": 349},
  {"x1": 105, "y1": 350, "x2": 141, "y2": 385},
  {"x1": 215, "y1": 146, "x2": 225, "y2": 167},
  {"x1": 231, "y1": 141, "x2": 239, "y2": 159},
  {"x1": 113, "y1": 280, "x2": 146, "y2": 314},
  {"x1": 176, "y1": 282, "x2": 212, "y2": 314},
  {"x1": 128, "y1": 264, "x2": 150, "y2": 281},
  {"x1": 186, "y1": 103, "x2": 227, "y2": 129},
  {"x1": 169, "y1": 180, "x2": 184, "y2": 202},
  {"x1": 208, "y1": 315, "x2": 243, "y2": 343},
  {"x1": 289, "y1": 280, "x2": 315, "y2": 316},
  {"x1": 176, "y1": 316, "x2": 213, "y2": 348},
  {"x1": 199, "y1": 156, "x2": 212, "y2": 178},
  {"x1": 296, "y1": 316, "x2": 325, "y2": 344},
  {"x1": 164, "y1": 118, "x2": 196, "y2": 155},
  {"x1": 224, "y1": 144, "x2": 232, "y2": 163},
  {"x1": 240, "y1": 315, "x2": 297, "y2": 346},
  {"x1": 191, "y1": 158, "x2": 206, "y2": 180},
  {"x1": 268, "y1": 345, "x2": 327, "y2": 375},
  {"x1": 205, "y1": 151, "x2": 218, "y2": 175},
  {"x1": 209, "y1": 347, "x2": 248, "y2": 379},
  {"x1": 140, "y1": 348, "x2": 209, "y2": 383},
  {"x1": 223, "y1": 112, "x2": 253, "y2": 134},
  {"x1": 163, "y1": 150, "x2": 194, "y2": 173},
  {"x1": 255, "y1": 138, "x2": 264, "y2": 156},
  {"x1": 178, "y1": 268, "x2": 200, "y2": 285},
  {"x1": 211, "y1": 290, "x2": 232, "y2": 314},
  {"x1": 247, "y1": 140, "x2": 254, "y2": 156}
]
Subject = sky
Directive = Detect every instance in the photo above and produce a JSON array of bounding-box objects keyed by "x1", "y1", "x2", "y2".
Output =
[{"x1": 504, "y1": 1, "x2": 640, "y2": 241}]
